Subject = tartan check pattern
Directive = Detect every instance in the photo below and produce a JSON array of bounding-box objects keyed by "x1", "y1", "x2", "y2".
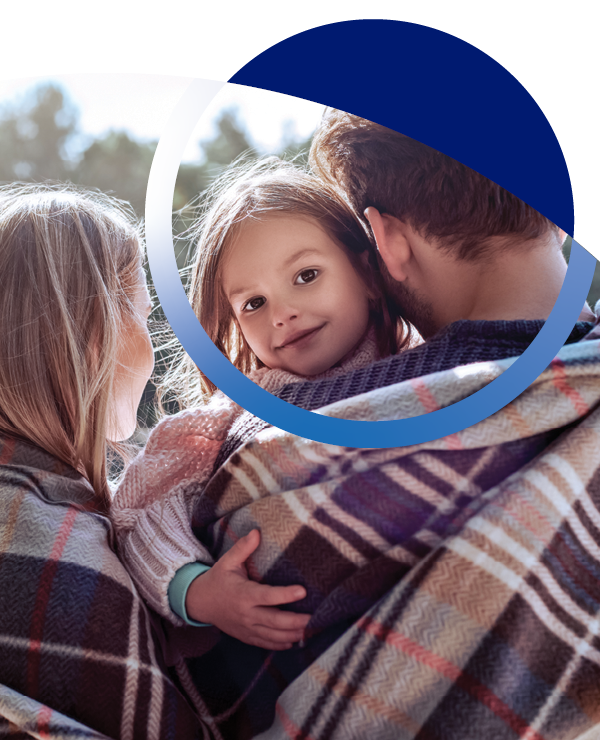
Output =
[
  {"x1": 170, "y1": 335, "x2": 600, "y2": 738},
  {"x1": 0, "y1": 437, "x2": 210, "y2": 739},
  {"x1": 259, "y1": 407, "x2": 600, "y2": 739}
]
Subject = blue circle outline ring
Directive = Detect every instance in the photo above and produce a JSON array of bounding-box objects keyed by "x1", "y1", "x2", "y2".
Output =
[{"x1": 145, "y1": 78, "x2": 595, "y2": 450}]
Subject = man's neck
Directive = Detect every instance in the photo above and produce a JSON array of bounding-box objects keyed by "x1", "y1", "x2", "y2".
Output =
[{"x1": 414, "y1": 232, "x2": 568, "y2": 335}]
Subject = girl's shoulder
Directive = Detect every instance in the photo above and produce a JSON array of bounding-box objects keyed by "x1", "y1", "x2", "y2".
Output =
[
  {"x1": 147, "y1": 391, "x2": 243, "y2": 445},
  {"x1": 113, "y1": 394, "x2": 243, "y2": 515}
]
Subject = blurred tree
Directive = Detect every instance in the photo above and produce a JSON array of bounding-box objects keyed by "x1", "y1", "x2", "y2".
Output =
[
  {"x1": 0, "y1": 85, "x2": 310, "y2": 220},
  {"x1": 0, "y1": 84, "x2": 77, "y2": 182},
  {"x1": 589, "y1": 268, "x2": 600, "y2": 311},
  {"x1": 202, "y1": 108, "x2": 256, "y2": 168},
  {"x1": 73, "y1": 131, "x2": 156, "y2": 217},
  {"x1": 173, "y1": 162, "x2": 210, "y2": 213},
  {"x1": 173, "y1": 109, "x2": 257, "y2": 215},
  {"x1": 172, "y1": 108, "x2": 259, "y2": 274}
]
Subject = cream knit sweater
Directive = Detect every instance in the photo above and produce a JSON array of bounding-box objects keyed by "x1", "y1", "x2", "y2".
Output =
[{"x1": 111, "y1": 332, "x2": 380, "y2": 624}]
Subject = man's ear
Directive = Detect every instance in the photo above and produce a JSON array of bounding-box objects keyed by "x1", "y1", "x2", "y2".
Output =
[{"x1": 364, "y1": 207, "x2": 411, "y2": 282}]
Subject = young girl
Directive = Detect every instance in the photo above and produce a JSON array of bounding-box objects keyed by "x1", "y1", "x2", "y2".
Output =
[
  {"x1": 112, "y1": 158, "x2": 411, "y2": 641},
  {"x1": 162, "y1": 157, "x2": 406, "y2": 407}
]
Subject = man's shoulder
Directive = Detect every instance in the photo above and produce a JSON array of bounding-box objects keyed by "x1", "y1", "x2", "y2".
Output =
[
  {"x1": 212, "y1": 316, "x2": 595, "y2": 472},
  {"x1": 277, "y1": 318, "x2": 556, "y2": 412}
]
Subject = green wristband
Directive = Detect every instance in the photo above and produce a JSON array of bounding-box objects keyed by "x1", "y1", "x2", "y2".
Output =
[{"x1": 167, "y1": 562, "x2": 212, "y2": 627}]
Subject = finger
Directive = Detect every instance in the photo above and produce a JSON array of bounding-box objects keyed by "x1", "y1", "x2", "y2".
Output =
[
  {"x1": 245, "y1": 581, "x2": 307, "y2": 607},
  {"x1": 219, "y1": 529, "x2": 260, "y2": 570},
  {"x1": 254, "y1": 608, "x2": 311, "y2": 632},
  {"x1": 250, "y1": 624, "x2": 307, "y2": 643},
  {"x1": 248, "y1": 638, "x2": 296, "y2": 651}
]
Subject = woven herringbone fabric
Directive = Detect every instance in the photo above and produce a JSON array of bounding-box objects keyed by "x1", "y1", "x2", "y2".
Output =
[
  {"x1": 166, "y1": 335, "x2": 600, "y2": 738},
  {"x1": 258, "y1": 402, "x2": 600, "y2": 739},
  {"x1": 0, "y1": 437, "x2": 210, "y2": 739},
  {"x1": 111, "y1": 319, "x2": 592, "y2": 625}
]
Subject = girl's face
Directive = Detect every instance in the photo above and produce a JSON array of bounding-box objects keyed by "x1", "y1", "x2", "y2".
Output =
[
  {"x1": 222, "y1": 215, "x2": 371, "y2": 377},
  {"x1": 109, "y1": 266, "x2": 154, "y2": 441}
]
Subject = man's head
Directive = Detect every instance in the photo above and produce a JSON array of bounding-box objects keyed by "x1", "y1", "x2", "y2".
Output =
[
  {"x1": 309, "y1": 109, "x2": 564, "y2": 335},
  {"x1": 309, "y1": 110, "x2": 557, "y2": 260}
]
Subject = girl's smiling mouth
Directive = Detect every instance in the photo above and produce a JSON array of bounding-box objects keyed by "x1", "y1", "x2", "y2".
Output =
[{"x1": 277, "y1": 324, "x2": 326, "y2": 349}]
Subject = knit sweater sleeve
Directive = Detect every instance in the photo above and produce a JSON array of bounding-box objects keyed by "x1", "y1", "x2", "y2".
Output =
[
  {"x1": 111, "y1": 392, "x2": 240, "y2": 625},
  {"x1": 110, "y1": 334, "x2": 381, "y2": 626}
]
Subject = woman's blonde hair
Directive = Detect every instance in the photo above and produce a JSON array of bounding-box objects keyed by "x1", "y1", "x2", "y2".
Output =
[
  {"x1": 160, "y1": 157, "x2": 409, "y2": 409},
  {"x1": 0, "y1": 184, "x2": 144, "y2": 511}
]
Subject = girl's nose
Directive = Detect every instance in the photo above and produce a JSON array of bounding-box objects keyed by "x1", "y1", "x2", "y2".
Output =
[{"x1": 272, "y1": 300, "x2": 299, "y2": 327}]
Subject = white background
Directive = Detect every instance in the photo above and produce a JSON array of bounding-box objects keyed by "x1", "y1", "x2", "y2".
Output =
[
  {"x1": 1, "y1": 6, "x2": 596, "y2": 746},
  {"x1": 2, "y1": 1, "x2": 598, "y2": 258}
]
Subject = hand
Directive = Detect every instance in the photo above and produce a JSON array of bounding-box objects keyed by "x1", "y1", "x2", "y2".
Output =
[{"x1": 185, "y1": 529, "x2": 311, "y2": 650}]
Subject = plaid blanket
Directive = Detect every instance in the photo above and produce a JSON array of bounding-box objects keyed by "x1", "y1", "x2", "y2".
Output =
[
  {"x1": 172, "y1": 333, "x2": 600, "y2": 739},
  {"x1": 259, "y1": 402, "x2": 600, "y2": 738},
  {"x1": 0, "y1": 437, "x2": 210, "y2": 739}
]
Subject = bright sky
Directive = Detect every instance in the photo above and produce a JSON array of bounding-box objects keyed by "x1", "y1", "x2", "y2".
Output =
[{"x1": 0, "y1": 74, "x2": 326, "y2": 163}]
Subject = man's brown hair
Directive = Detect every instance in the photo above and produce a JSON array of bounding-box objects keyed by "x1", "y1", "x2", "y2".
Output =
[{"x1": 309, "y1": 110, "x2": 557, "y2": 260}]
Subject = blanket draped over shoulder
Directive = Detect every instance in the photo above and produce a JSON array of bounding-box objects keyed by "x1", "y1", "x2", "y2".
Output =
[
  {"x1": 114, "y1": 334, "x2": 600, "y2": 739},
  {"x1": 0, "y1": 438, "x2": 208, "y2": 739}
]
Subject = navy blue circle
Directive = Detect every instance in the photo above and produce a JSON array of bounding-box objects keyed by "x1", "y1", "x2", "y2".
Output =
[
  {"x1": 230, "y1": 20, "x2": 574, "y2": 234},
  {"x1": 156, "y1": 20, "x2": 592, "y2": 449}
]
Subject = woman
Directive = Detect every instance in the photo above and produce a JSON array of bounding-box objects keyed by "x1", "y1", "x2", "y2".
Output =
[
  {"x1": 0, "y1": 184, "x2": 274, "y2": 739},
  {"x1": 0, "y1": 184, "x2": 204, "y2": 739}
]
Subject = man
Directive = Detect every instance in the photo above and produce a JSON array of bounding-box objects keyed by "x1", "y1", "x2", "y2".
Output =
[
  {"x1": 311, "y1": 109, "x2": 569, "y2": 340},
  {"x1": 119, "y1": 112, "x2": 600, "y2": 739},
  {"x1": 195, "y1": 112, "x2": 599, "y2": 740},
  {"x1": 214, "y1": 110, "x2": 592, "y2": 460},
  {"x1": 248, "y1": 113, "x2": 600, "y2": 739},
  {"x1": 269, "y1": 110, "x2": 591, "y2": 409}
]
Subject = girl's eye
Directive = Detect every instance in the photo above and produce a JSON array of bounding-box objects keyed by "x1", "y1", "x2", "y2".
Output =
[
  {"x1": 242, "y1": 296, "x2": 266, "y2": 312},
  {"x1": 295, "y1": 269, "x2": 318, "y2": 285}
]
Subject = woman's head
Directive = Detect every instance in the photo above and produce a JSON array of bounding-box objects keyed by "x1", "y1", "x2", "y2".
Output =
[
  {"x1": 0, "y1": 184, "x2": 153, "y2": 509},
  {"x1": 188, "y1": 158, "x2": 405, "y2": 395}
]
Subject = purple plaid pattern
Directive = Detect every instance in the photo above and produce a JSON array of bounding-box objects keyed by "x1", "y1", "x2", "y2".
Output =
[
  {"x1": 170, "y1": 335, "x2": 600, "y2": 738},
  {"x1": 0, "y1": 436, "x2": 211, "y2": 739}
]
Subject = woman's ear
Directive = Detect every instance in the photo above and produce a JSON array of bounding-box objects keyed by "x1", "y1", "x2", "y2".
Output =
[{"x1": 364, "y1": 207, "x2": 411, "y2": 282}]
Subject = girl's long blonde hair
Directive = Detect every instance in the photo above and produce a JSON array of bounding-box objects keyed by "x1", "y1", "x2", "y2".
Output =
[
  {"x1": 159, "y1": 157, "x2": 409, "y2": 410},
  {"x1": 0, "y1": 184, "x2": 143, "y2": 511}
]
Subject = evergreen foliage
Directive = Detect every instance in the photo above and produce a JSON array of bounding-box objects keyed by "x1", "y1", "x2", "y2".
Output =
[{"x1": 1, "y1": 82, "x2": 597, "y2": 430}]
